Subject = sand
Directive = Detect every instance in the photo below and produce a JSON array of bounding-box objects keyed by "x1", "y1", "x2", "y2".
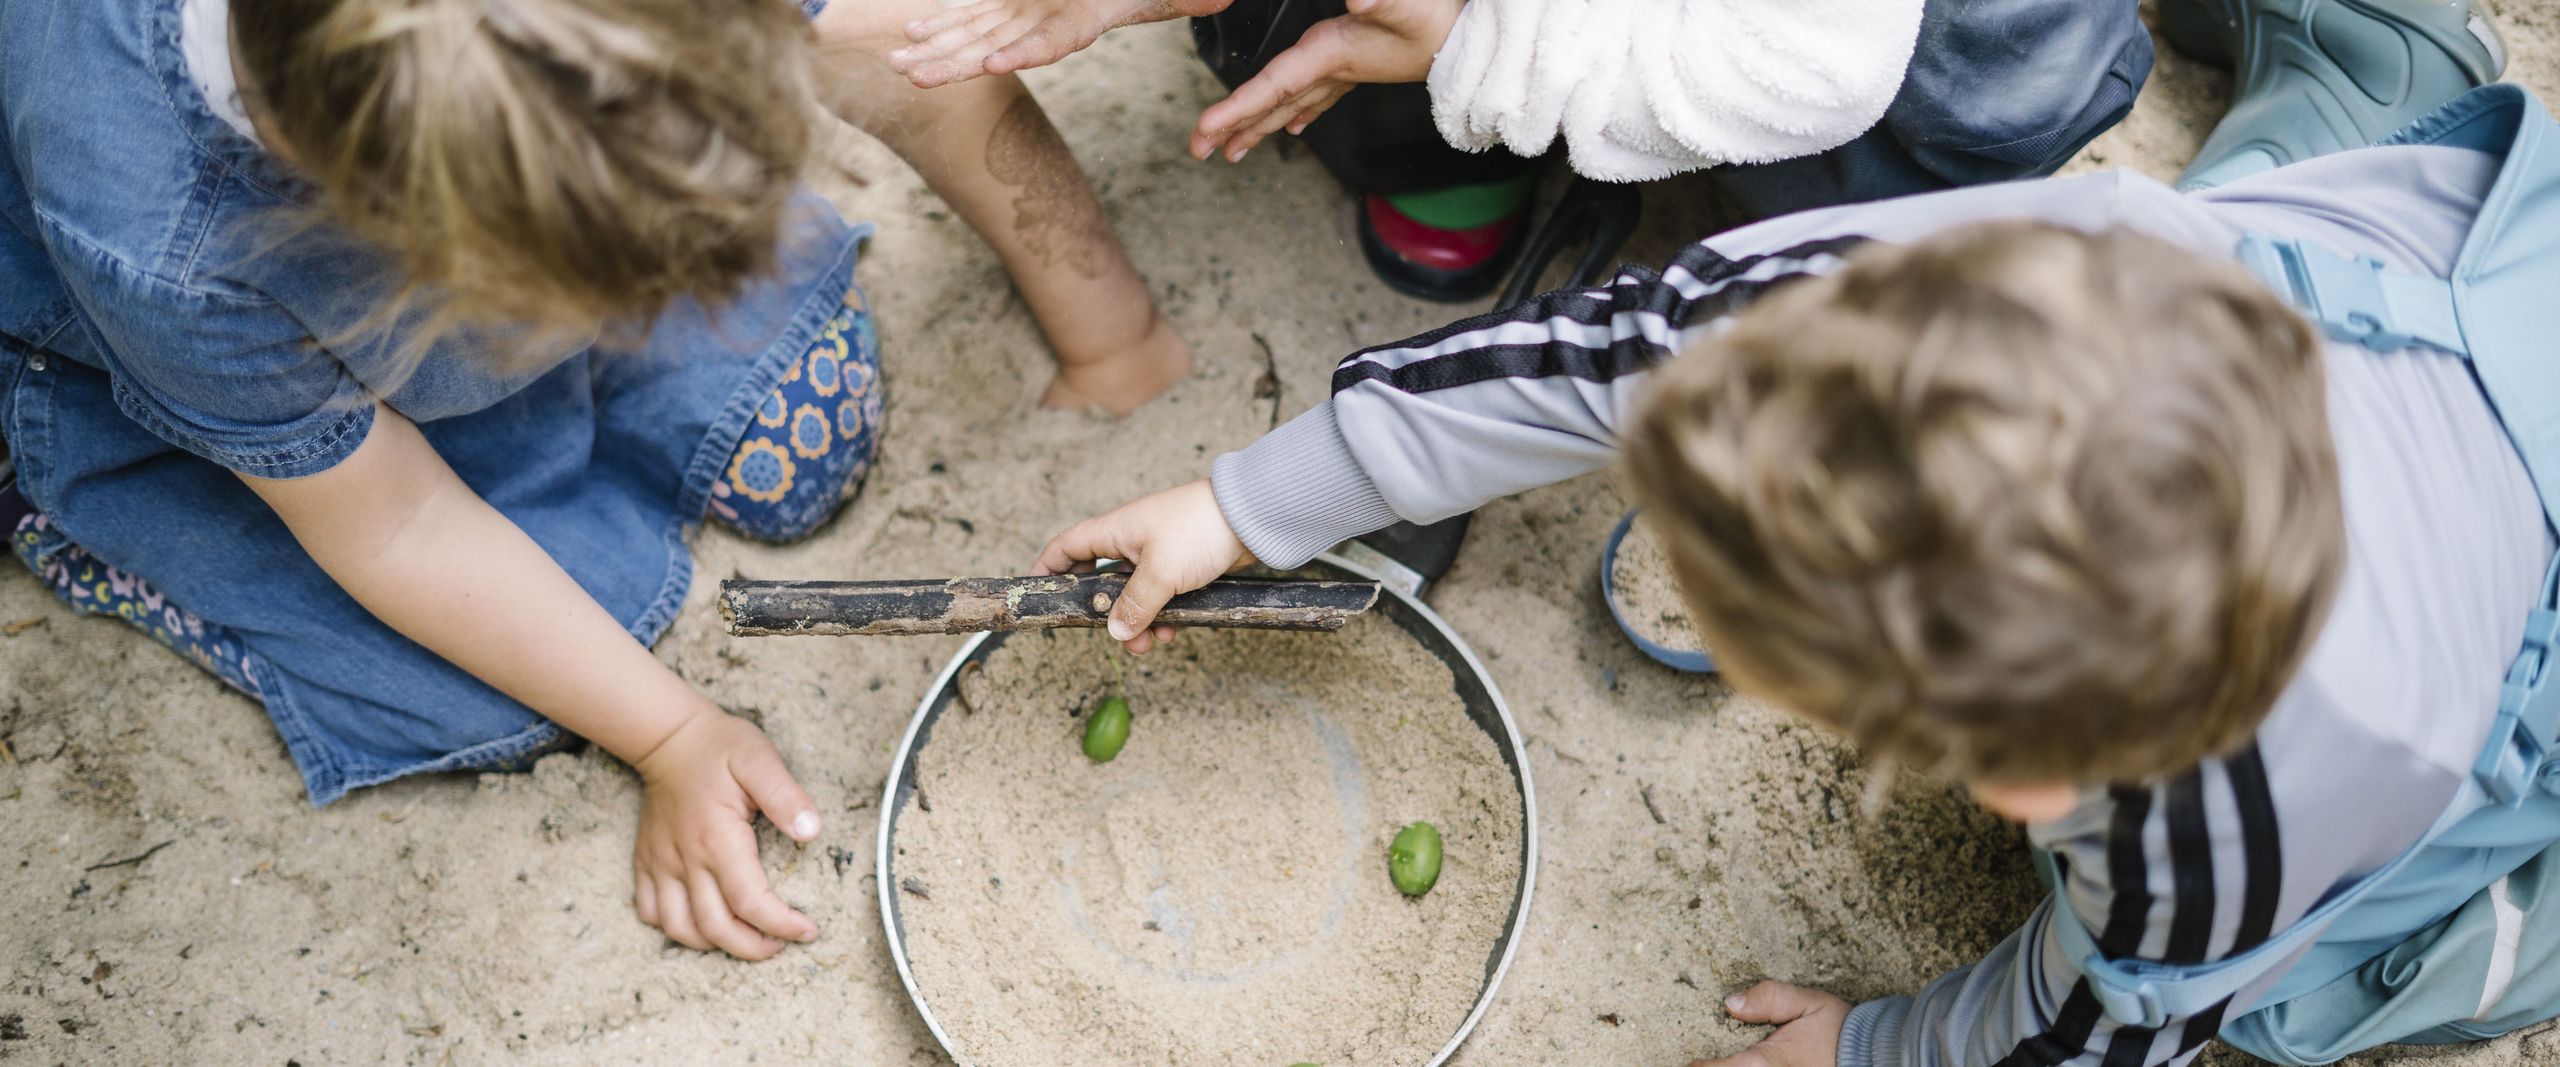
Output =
[
  {"x1": 1610, "y1": 512, "x2": 1710, "y2": 659},
  {"x1": 5, "y1": 2, "x2": 2559, "y2": 1064},
  {"x1": 895, "y1": 621, "x2": 1522, "y2": 1066}
]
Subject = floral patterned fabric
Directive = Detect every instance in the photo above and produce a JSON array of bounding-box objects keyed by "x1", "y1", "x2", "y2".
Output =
[
  {"x1": 11, "y1": 510, "x2": 261, "y2": 697},
  {"x1": 707, "y1": 298, "x2": 885, "y2": 543}
]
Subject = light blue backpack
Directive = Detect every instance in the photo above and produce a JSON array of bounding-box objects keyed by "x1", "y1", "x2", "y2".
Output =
[{"x1": 2035, "y1": 84, "x2": 2560, "y2": 1064}]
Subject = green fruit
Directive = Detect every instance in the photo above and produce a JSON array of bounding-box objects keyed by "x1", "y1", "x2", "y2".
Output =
[
  {"x1": 1083, "y1": 695, "x2": 1131, "y2": 762},
  {"x1": 1387, "y1": 821, "x2": 1443, "y2": 897}
]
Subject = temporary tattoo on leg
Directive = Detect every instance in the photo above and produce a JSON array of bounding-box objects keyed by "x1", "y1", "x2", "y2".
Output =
[{"x1": 984, "y1": 93, "x2": 1114, "y2": 273}]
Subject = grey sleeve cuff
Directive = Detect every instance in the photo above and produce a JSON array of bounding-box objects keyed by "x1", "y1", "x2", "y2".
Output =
[
  {"x1": 1838, "y1": 997, "x2": 1912, "y2": 1067},
  {"x1": 1209, "y1": 401, "x2": 1403, "y2": 569}
]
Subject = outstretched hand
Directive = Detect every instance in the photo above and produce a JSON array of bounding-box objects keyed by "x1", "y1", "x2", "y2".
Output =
[
  {"x1": 631, "y1": 709, "x2": 823, "y2": 960},
  {"x1": 1190, "y1": 0, "x2": 1460, "y2": 162},
  {"x1": 1689, "y1": 981, "x2": 1851, "y2": 1067},
  {"x1": 1031, "y1": 479, "x2": 1255, "y2": 653},
  {"x1": 889, "y1": 0, "x2": 1233, "y2": 88}
]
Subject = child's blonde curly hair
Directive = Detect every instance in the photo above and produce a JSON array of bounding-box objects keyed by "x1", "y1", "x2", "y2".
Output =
[
  {"x1": 234, "y1": 0, "x2": 816, "y2": 344},
  {"x1": 1625, "y1": 222, "x2": 2345, "y2": 785}
]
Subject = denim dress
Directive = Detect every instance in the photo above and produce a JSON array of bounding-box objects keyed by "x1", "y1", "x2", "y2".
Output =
[{"x1": 0, "y1": 0, "x2": 868, "y2": 804}]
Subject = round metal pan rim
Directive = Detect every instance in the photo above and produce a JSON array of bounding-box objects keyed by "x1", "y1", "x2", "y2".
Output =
[{"x1": 877, "y1": 550, "x2": 1540, "y2": 1067}]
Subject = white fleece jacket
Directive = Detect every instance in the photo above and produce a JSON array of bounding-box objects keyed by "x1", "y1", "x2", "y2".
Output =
[{"x1": 1425, "y1": 0, "x2": 1925, "y2": 182}]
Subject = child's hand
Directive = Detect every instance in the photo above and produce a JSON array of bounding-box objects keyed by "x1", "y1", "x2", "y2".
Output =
[
  {"x1": 1191, "y1": 0, "x2": 1460, "y2": 163},
  {"x1": 1689, "y1": 981, "x2": 1850, "y2": 1067},
  {"x1": 630, "y1": 709, "x2": 823, "y2": 960},
  {"x1": 1032, "y1": 479, "x2": 1256, "y2": 653},
  {"x1": 889, "y1": 0, "x2": 1234, "y2": 88}
]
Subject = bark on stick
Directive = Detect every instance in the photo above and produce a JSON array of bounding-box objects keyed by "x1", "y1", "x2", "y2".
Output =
[{"x1": 720, "y1": 574, "x2": 1380, "y2": 636}]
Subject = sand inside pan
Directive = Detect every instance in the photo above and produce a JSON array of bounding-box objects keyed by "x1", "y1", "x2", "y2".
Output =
[
  {"x1": 894, "y1": 617, "x2": 1525, "y2": 1067},
  {"x1": 1612, "y1": 514, "x2": 1710, "y2": 656}
]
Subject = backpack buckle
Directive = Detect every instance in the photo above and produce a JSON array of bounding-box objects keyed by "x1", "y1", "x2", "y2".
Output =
[
  {"x1": 2078, "y1": 957, "x2": 2175, "y2": 1030},
  {"x1": 2234, "y1": 235, "x2": 2465, "y2": 355},
  {"x1": 2481, "y1": 607, "x2": 2560, "y2": 806}
]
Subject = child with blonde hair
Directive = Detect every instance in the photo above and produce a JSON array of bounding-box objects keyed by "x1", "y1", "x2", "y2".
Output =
[
  {"x1": 1036, "y1": 82, "x2": 2560, "y2": 1067},
  {"x1": 0, "y1": 0, "x2": 1179, "y2": 960}
]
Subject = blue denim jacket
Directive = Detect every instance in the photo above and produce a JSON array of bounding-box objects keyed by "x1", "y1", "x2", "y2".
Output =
[{"x1": 0, "y1": 0, "x2": 867, "y2": 803}]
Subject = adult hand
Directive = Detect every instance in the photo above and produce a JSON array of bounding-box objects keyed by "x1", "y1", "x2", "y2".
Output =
[
  {"x1": 1191, "y1": 0, "x2": 1461, "y2": 162},
  {"x1": 1689, "y1": 981, "x2": 1852, "y2": 1067}
]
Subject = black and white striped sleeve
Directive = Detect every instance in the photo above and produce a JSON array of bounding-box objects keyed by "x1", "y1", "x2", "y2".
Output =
[
  {"x1": 1208, "y1": 236, "x2": 1865, "y2": 568},
  {"x1": 1843, "y1": 744, "x2": 2337, "y2": 1067}
]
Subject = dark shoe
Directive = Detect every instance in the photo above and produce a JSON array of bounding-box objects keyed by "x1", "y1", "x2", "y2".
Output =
[
  {"x1": 1357, "y1": 178, "x2": 1534, "y2": 302},
  {"x1": 1494, "y1": 178, "x2": 1644, "y2": 309},
  {"x1": 2167, "y1": 0, "x2": 2505, "y2": 188}
]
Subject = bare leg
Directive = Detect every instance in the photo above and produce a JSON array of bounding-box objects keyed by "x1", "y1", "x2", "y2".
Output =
[{"x1": 816, "y1": 0, "x2": 1192, "y2": 414}]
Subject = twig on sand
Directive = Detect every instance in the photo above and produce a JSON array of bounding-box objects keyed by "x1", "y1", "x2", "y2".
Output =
[
  {"x1": 953, "y1": 660, "x2": 983, "y2": 715},
  {"x1": 1251, "y1": 332, "x2": 1282, "y2": 429},
  {"x1": 1639, "y1": 782, "x2": 1667, "y2": 825},
  {"x1": 84, "y1": 840, "x2": 175, "y2": 872},
  {"x1": 2, "y1": 617, "x2": 43, "y2": 637}
]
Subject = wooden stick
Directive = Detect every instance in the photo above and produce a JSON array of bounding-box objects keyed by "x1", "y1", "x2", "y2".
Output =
[{"x1": 720, "y1": 574, "x2": 1381, "y2": 637}]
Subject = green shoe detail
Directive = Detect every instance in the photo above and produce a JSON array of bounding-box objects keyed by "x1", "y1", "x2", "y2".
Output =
[
  {"x1": 2168, "y1": 0, "x2": 2506, "y2": 189},
  {"x1": 1384, "y1": 174, "x2": 1536, "y2": 231}
]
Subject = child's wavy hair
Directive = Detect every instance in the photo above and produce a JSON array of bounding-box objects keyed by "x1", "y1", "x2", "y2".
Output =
[
  {"x1": 1624, "y1": 223, "x2": 2345, "y2": 786},
  {"x1": 232, "y1": 0, "x2": 816, "y2": 353}
]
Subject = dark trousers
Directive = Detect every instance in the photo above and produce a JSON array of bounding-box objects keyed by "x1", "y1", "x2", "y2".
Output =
[{"x1": 1195, "y1": 0, "x2": 2153, "y2": 214}]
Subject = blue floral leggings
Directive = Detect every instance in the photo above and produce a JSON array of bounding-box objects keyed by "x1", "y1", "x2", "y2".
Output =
[
  {"x1": 2, "y1": 298, "x2": 883, "y2": 700},
  {"x1": 708, "y1": 296, "x2": 885, "y2": 543}
]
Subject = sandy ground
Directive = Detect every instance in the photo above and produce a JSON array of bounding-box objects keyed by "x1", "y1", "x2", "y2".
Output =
[{"x1": 8, "y1": 3, "x2": 2560, "y2": 1064}]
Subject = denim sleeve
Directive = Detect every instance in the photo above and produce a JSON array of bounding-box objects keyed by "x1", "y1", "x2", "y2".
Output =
[{"x1": 46, "y1": 223, "x2": 374, "y2": 480}]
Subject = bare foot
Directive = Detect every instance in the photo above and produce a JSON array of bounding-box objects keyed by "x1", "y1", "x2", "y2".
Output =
[
  {"x1": 888, "y1": 0, "x2": 1233, "y2": 88},
  {"x1": 1042, "y1": 313, "x2": 1193, "y2": 416}
]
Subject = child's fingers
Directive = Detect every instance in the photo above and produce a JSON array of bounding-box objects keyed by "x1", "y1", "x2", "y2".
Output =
[
  {"x1": 985, "y1": 17, "x2": 1073, "y2": 74},
  {"x1": 655, "y1": 876, "x2": 711, "y2": 951},
  {"x1": 706, "y1": 827, "x2": 818, "y2": 944},
  {"x1": 1126, "y1": 626, "x2": 1177, "y2": 653},
  {"x1": 909, "y1": 25, "x2": 1021, "y2": 88},
  {"x1": 731, "y1": 745, "x2": 821, "y2": 843},
  {"x1": 1034, "y1": 517, "x2": 1129, "y2": 576},
  {"x1": 635, "y1": 865, "x2": 660, "y2": 927},
  {"x1": 688, "y1": 869, "x2": 786, "y2": 960},
  {"x1": 903, "y1": 0, "x2": 999, "y2": 43},
  {"x1": 1195, "y1": 70, "x2": 1316, "y2": 156},
  {"x1": 1225, "y1": 82, "x2": 1335, "y2": 160},
  {"x1": 1284, "y1": 83, "x2": 1353, "y2": 135},
  {"x1": 959, "y1": 14, "x2": 1047, "y2": 63},
  {"x1": 1106, "y1": 564, "x2": 1184, "y2": 643},
  {"x1": 1723, "y1": 980, "x2": 1832, "y2": 1025},
  {"x1": 894, "y1": 7, "x2": 1011, "y2": 71},
  {"x1": 1195, "y1": 25, "x2": 1352, "y2": 151}
]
